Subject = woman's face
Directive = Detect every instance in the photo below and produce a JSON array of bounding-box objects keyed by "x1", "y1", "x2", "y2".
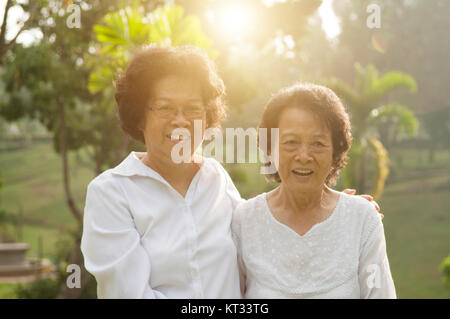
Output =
[
  {"x1": 140, "y1": 74, "x2": 207, "y2": 162},
  {"x1": 273, "y1": 107, "x2": 334, "y2": 193}
]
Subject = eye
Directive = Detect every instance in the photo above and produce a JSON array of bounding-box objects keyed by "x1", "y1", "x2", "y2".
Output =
[
  {"x1": 185, "y1": 105, "x2": 203, "y2": 113},
  {"x1": 313, "y1": 141, "x2": 326, "y2": 147},
  {"x1": 156, "y1": 105, "x2": 172, "y2": 111}
]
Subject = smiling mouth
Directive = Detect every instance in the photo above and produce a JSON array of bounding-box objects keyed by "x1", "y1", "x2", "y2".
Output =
[
  {"x1": 292, "y1": 169, "x2": 314, "y2": 177},
  {"x1": 167, "y1": 134, "x2": 189, "y2": 142}
]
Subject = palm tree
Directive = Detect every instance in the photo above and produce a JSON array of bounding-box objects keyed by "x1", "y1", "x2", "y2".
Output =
[
  {"x1": 88, "y1": 4, "x2": 215, "y2": 96},
  {"x1": 326, "y1": 64, "x2": 418, "y2": 199}
]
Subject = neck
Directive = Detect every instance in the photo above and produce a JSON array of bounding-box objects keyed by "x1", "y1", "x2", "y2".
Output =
[
  {"x1": 276, "y1": 184, "x2": 330, "y2": 215},
  {"x1": 141, "y1": 150, "x2": 200, "y2": 183}
]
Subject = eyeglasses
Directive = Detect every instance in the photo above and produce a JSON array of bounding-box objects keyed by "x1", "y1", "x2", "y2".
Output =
[{"x1": 147, "y1": 105, "x2": 205, "y2": 119}]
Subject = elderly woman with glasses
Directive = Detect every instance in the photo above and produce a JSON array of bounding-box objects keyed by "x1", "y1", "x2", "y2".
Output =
[
  {"x1": 81, "y1": 45, "x2": 380, "y2": 299},
  {"x1": 81, "y1": 45, "x2": 243, "y2": 298}
]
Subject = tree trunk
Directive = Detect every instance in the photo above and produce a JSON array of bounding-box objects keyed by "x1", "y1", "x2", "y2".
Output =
[
  {"x1": 59, "y1": 102, "x2": 82, "y2": 223},
  {"x1": 56, "y1": 229, "x2": 92, "y2": 299},
  {"x1": 0, "y1": 0, "x2": 38, "y2": 65},
  {"x1": 56, "y1": 101, "x2": 90, "y2": 299}
]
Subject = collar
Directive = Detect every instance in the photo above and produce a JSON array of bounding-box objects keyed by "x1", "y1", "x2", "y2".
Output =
[
  {"x1": 111, "y1": 152, "x2": 168, "y2": 183},
  {"x1": 111, "y1": 151, "x2": 212, "y2": 185}
]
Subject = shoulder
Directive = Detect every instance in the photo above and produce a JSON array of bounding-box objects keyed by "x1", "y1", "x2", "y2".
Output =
[
  {"x1": 233, "y1": 193, "x2": 265, "y2": 223},
  {"x1": 338, "y1": 192, "x2": 383, "y2": 242},
  {"x1": 339, "y1": 192, "x2": 380, "y2": 221},
  {"x1": 88, "y1": 169, "x2": 118, "y2": 189},
  {"x1": 202, "y1": 156, "x2": 227, "y2": 176},
  {"x1": 202, "y1": 157, "x2": 244, "y2": 203},
  {"x1": 86, "y1": 169, "x2": 125, "y2": 201}
]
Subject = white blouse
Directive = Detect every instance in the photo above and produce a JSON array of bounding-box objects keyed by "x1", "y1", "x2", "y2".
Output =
[
  {"x1": 81, "y1": 152, "x2": 244, "y2": 299},
  {"x1": 232, "y1": 192, "x2": 397, "y2": 299}
]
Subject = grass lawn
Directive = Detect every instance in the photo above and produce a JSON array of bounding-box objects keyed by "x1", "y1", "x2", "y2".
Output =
[
  {"x1": 0, "y1": 141, "x2": 449, "y2": 298},
  {"x1": 0, "y1": 283, "x2": 17, "y2": 299},
  {"x1": 0, "y1": 141, "x2": 94, "y2": 229}
]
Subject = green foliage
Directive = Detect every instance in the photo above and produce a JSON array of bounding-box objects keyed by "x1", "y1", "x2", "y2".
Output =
[
  {"x1": 421, "y1": 106, "x2": 450, "y2": 150},
  {"x1": 440, "y1": 255, "x2": 450, "y2": 289},
  {"x1": 15, "y1": 278, "x2": 60, "y2": 299},
  {"x1": 228, "y1": 167, "x2": 248, "y2": 184},
  {"x1": 89, "y1": 4, "x2": 215, "y2": 95},
  {"x1": 0, "y1": 210, "x2": 18, "y2": 242},
  {"x1": 370, "y1": 104, "x2": 419, "y2": 138},
  {"x1": 0, "y1": 173, "x2": 19, "y2": 242},
  {"x1": 82, "y1": 3, "x2": 217, "y2": 172},
  {"x1": 326, "y1": 64, "x2": 418, "y2": 199},
  {"x1": 13, "y1": 272, "x2": 97, "y2": 299}
]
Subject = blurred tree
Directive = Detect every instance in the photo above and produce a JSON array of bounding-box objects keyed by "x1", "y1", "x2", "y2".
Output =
[
  {"x1": 326, "y1": 64, "x2": 418, "y2": 199},
  {"x1": 420, "y1": 106, "x2": 450, "y2": 163},
  {"x1": 88, "y1": 4, "x2": 215, "y2": 94},
  {"x1": 179, "y1": 0, "x2": 323, "y2": 111},
  {"x1": 0, "y1": 172, "x2": 18, "y2": 242},
  {"x1": 0, "y1": 0, "x2": 46, "y2": 64},
  {"x1": 331, "y1": 0, "x2": 450, "y2": 154},
  {"x1": 0, "y1": 0, "x2": 128, "y2": 299},
  {"x1": 440, "y1": 255, "x2": 450, "y2": 289}
]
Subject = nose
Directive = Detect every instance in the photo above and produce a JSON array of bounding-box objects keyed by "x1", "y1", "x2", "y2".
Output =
[
  {"x1": 294, "y1": 145, "x2": 313, "y2": 163},
  {"x1": 170, "y1": 109, "x2": 190, "y2": 127}
]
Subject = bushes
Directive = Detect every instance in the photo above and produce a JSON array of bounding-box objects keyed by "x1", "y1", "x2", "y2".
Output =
[
  {"x1": 14, "y1": 274, "x2": 97, "y2": 299},
  {"x1": 228, "y1": 167, "x2": 248, "y2": 184},
  {"x1": 15, "y1": 278, "x2": 60, "y2": 299},
  {"x1": 12, "y1": 230, "x2": 97, "y2": 299},
  {"x1": 440, "y1": 255, "x2": 450, "y2": 289}
]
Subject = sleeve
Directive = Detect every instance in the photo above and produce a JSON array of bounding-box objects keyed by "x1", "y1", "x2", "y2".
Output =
[
  {"x1": 221, "y1": 164, "x2": 246, "y2": 211},
  {"x1": 358, "y1": 208, "x2": 396, "y2": 299},
  {"x1": 215, "y1": 160, "x2": 247, "y2": 295},
  {"x1": 231, "y1": 204, "x2": 247, "y2": 298},
  {"x1": 81, "y1": 177, "x2": 167, "y2": 299}
]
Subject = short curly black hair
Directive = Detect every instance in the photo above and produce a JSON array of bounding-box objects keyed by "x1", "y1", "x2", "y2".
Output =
[
  {"x1": 114, "y1": 45, "x2": 227, "y2": 144},
  {"x1": 258, "y1": 83, "x2": 352, "y2": 187}
]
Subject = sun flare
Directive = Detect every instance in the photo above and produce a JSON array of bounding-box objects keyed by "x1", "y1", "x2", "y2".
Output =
[{"x1": 215, "y1": 4, "x2": 254, "y2": 40}]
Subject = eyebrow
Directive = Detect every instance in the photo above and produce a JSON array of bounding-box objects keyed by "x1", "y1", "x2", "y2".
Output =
[
  {"x1": 152, "y1": 97, "x2": 203, "y2": 103},
  {"x1": 280, "y1": 133, "x2": 329, "y2": 139},
  {"x1": 312, "y1": 134, "x2": 329, "y2": 139}
]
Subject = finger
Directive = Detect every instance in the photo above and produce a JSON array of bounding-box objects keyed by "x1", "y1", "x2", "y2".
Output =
[
  {"x1": 374, "y1": 201, "x2": 380, "y2": 212},
  {"x1": 343, "y1": 189, "x2": 356, "y2": 195},
  {"x1": 380, "y1": 213, "x2": 384, "y2": 220},
  {"x1": 360, "y1": 194, "x2": 374, "y2": 202}
]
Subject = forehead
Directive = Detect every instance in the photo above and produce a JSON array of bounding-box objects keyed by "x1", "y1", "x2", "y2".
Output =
[
  {"x1": 278, "y1": 107, "x2": 330, "y2": 137},
  {"x1": 150, "y1": 74, "x2": 203, "y2": 102}
]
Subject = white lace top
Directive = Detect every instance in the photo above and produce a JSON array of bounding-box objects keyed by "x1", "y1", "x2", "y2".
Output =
[{"x1": 232, "y1": 192, "x2": 396, "y2": 299}]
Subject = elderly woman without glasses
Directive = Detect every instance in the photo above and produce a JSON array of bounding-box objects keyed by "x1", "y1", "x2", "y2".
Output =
[
  {"x1": 232, "y1": 83, "x2": 396, "y2": 298},
  {"x1": 81, "y1": 45, "x2": 381, "y2": 299}
]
